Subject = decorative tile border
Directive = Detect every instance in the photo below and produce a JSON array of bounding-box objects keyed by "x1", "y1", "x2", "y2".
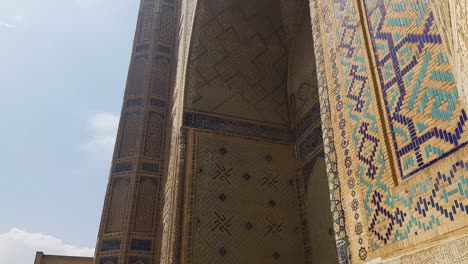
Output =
[
  {"x1": 183, "y1": 111, "x2": 295, "y2": 143},
  {"x1": 363, "y1": 0, "x2": 468, "y2": 179},
  {"x1": 310, "y1": 0, "x2": 468, "y2": 262}
]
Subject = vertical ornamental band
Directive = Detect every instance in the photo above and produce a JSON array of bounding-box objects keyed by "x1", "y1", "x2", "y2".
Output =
[{"x1": 94, "y1": 0, "x2": 179, "y2": 263}]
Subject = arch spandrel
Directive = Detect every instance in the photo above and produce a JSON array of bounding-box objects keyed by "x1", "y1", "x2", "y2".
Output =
[{"x1": 310, "y1": 0, "x2": 468, "y2": 262}]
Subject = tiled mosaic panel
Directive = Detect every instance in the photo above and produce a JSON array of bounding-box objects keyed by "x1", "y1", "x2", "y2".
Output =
[
  {"x1": 364, "y1": 0, "x2": 468, "y2": 179},
  {"x1": 183, "y1": 111, "x2": 294, "y2": 143},
  {"x1": 144, "y1": 111, "x2": 165, "y2": 159},
  {"x1": 105, "y1": 179, "x2": 130, "y2": 233},
  {"x1": 128, "y1": 55, "x2": 149, "y2": 97},
  {"x1": 118, "y1": 112, "x2": 142, "y2": 158},
  {"x1": 185, "y1": 132, "x2": 306, "y2": 264},
  {"x1": 96, "y1": 0, "x2": 177, "y2": 260},
  {"x1": 312, "y1": 0, "x2": 468, "y2": 262},
  {"x1": 134, "y1": 178, "x2": 158, "y2": 232},
  {"x1": 310, "y1": 1, "x2": 349, "y2": 264},
  {"x1": 157, "y1": 1, "x2": 200, "y2": 262},
  {"x1": 311, "y1": 0, "x2": 385, "y2": 261},
  {"x1": 150, "y1": 56, "x2": 170, "y2": 98},
  {"x1": 185, "y1": 0, "x2": 292, "y2": 126}
]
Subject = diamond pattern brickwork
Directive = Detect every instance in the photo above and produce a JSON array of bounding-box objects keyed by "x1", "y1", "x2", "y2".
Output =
[
  {"x1": 364, "y1": 0, "x2": 468, "y2": 179},
  {"x1": 95, "y1": 0, "x2": 180, "y2": 262},
  {"x1": 184, "y1": 131, "x2": 307, "y2": 264},
  {"x1": 185, "y1": 0, "x2": 292, "y2": 126},
  {"x1": 105, "y1": 179, "x2": 130, "y2": 233}
]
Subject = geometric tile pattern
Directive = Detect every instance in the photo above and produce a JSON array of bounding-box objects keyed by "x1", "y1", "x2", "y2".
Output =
[
  {"x1": 95, "y1": 0, "x2": 468, "y2": 263},
  {"x1": 313, "y1": 0, "x2": 380, "y2": 262},
  {"x1": 358, "y1": 1, "x2": 468, "y2": 253},
  {"x1": 184, "y1": 131, "x2": 307, "y2": 264},
  {"x1": 309, "y1": 1, "x2": 350, "y2": 262},
  {"x1": 311, "y1": 0, "x2": 468, "y2": 262},
  {"x1": 185, "y1": 0, "x2": 292, "y2": 126},
  {"x1": 183, "y1": 111, "x2": 295, "y2": 143},
  {"x1": 364, "y1": 0, "x2": 468, "y2": 179},
  {"x1": 157, "y1": 0, "x2": 200, "y2": 262},
  {"x1": 95, "y1": 0, "x2": 178, "y2": 262}
]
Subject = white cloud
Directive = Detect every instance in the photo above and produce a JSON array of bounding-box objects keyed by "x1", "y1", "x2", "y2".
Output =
[
  {"x1": 0, "y1": 21, "x2": 15, "y2": 29},
  {"x1": 15, "y1": 14, "x2": 24, "y2": 23},
  {"x1": 79, "y1": 113, "x2": 119, "y2": 157},
  {"x1": 0, "y1": 228, "x2": 94, "y2": 264},
  {"x1": 0, "y1": 14, "x2": 25, "y2": 30}
]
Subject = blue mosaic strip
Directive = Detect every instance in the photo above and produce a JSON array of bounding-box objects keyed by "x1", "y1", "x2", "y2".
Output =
[
  {"x1": 295, "y1": 104, "x2": 322, "y2": 139},
  {"x1": 130, "y1": 239, "x2": 152, "y2": 251},
  {"x1": 101, "y1": 240, "x2": 121, "y2": 251},
  {"x1": 115, "y1": 162, "x2": 133, "y2": 173},
  {"x1": 183, "y1": 111, "x2": 295, "y2": 142},
  {"x1": 364, "y1": 0, "x2": 468, "y2": 179}
]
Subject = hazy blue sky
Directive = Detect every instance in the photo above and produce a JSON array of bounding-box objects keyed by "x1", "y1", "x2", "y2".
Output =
[{"x1": 0, "y1": 0, "x2": 140, "y2": 262}]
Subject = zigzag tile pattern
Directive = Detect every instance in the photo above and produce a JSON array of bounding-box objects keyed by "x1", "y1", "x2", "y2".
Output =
[
  {"x1": 355, "y1": 0, "x2": 468, "y2": 258},
  {"x1": 313, "y1": 0, "x2": 468, "y2": 261},
  {"x1": 185, "y1": 0, "x2": 293, "y2": 126},
  {"x1": 328, "y1": 0, "x2": 382, "y2": 261},
  {"x1": 364, "y1": 0, "x2": 468, "y2": 179},
  {"x1": 309, "y1": 0, "x2": 348, "y2": 251}
]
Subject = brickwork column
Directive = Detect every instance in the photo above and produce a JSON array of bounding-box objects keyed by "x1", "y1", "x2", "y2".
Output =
[{"x1": 94, "y1": 0, "x2": 179, "y2": 263}]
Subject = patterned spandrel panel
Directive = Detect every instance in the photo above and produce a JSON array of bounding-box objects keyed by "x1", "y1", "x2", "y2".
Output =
[
  {"x1": 363, "y1": 0, "x2": 468, "y2": 179},
  {"x1": 312, "y1": 0, "x2": 468, "y2": 261},
  {"x1": 144, "y1": 111, "x2": 165, "y2": 159},
  {"x1": 134, "y1": 178, "x2": 158, "y2": 232},
  {"x1": 137, "y1": 3, "x2": 155, "y2": 43},
  {"x1": 312, "y1": 0, "x2": 387, "y2": 260},
  {"x1": 185, "y1": 132, "x2": 306, "y2": 264},
  {"x1": 159, "y1": 5, "x2": 175, "y2": 44},
  {"x1": 308, "y1": 2, "x2": 350, "y2": 260},
  {"x1": 127, "y1": 55, "x2": 149, "y2": 97},
  {"x1": 150, "y1": 56, "x2": 170, "y2": 98},
  {"x1": 119, "y1": 112, "x2": 142, "y2": 158},
  {"x1": 106, "y1": 179, "x2": 130, "y2": 233}
]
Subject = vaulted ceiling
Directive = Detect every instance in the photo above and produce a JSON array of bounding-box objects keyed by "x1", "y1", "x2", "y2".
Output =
[{"x1": 185, "y1": 0, "x2": 305, "y2": 127}]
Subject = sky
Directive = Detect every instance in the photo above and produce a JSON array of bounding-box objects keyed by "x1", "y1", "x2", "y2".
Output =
[{"x1": 0, "y1": 0, "x2": 139, "y2": 262}]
